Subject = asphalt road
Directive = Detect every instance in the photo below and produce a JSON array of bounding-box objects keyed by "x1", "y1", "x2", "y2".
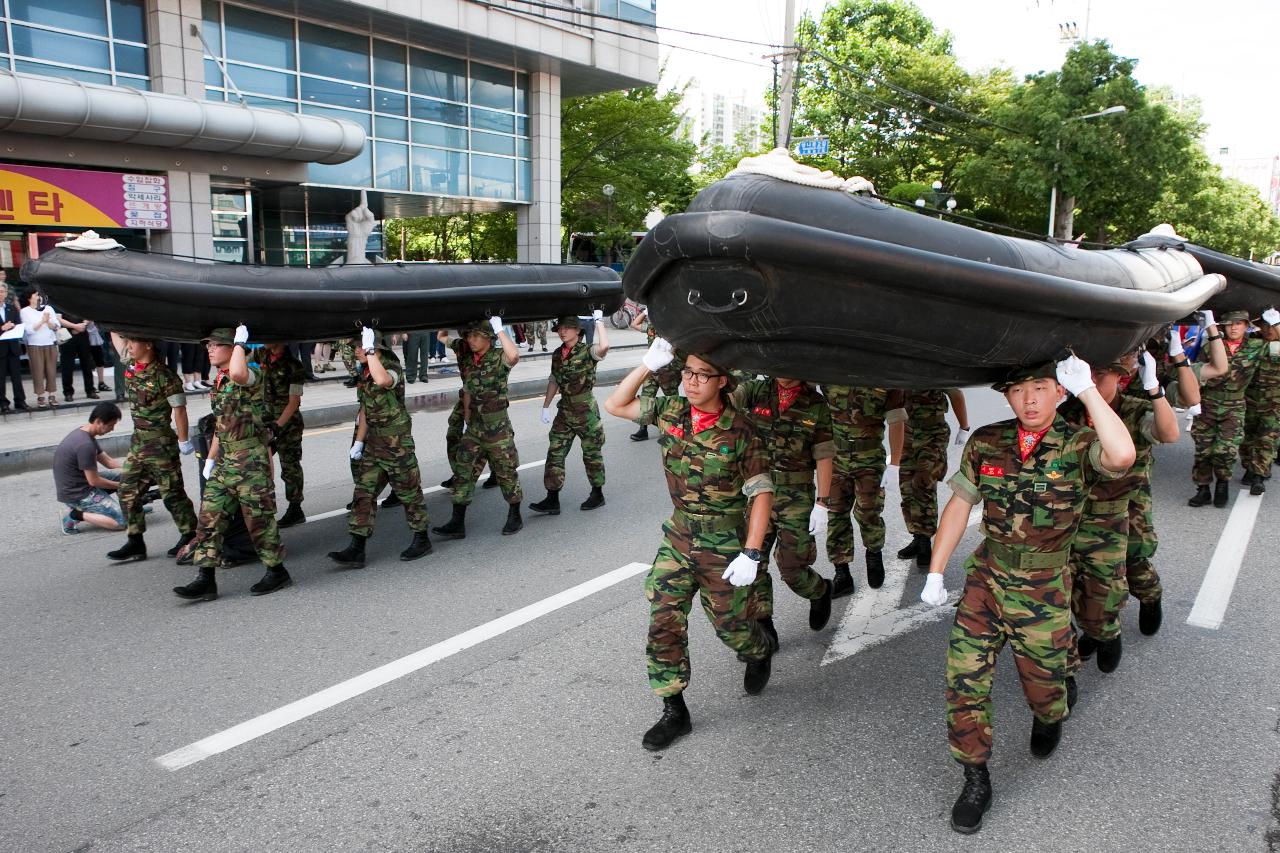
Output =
[{"x1": 1, "y1": 387, "x2": 1277, "y2": 852}]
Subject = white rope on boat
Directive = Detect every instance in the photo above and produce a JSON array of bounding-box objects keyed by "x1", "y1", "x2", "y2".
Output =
[{"x1": 728, "y1": 147, "x2": 876, "y2": 196}]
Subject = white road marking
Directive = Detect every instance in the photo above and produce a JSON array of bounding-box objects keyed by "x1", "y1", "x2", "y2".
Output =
[
  {"x1": 302, "y1": 458, "x2": 547, "y2": 524},
  {"x1": 156, "y1": 560, "x2": 650, "y2": 771},
  {"x1": 1186, "y1": 490, "x2": 1264, "y2": 630}
]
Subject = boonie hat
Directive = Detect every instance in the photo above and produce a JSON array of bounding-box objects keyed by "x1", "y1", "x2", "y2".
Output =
[{"x1": 991, "y1": 361, "x2": 1057, "y2": 392}]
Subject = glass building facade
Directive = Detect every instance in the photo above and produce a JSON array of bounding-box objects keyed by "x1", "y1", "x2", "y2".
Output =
[
  {"x1": 200, "y1": 1, "x2": 532, "y2": 203},
  {"x1": 0, "y1": 0, "x2": 149, "y2": 89}
]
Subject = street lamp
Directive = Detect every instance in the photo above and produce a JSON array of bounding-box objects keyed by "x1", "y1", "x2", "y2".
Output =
[
  {"x1": 1047, "y1": 105, "x2": 1127, "y2": 238},
  {"x1": 916, "y1": 180, "x2": 958, "y2": 213}
]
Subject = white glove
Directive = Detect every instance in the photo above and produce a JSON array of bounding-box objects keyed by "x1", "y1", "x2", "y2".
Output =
[
  {"x1": 591, "y1": 309, "x2": 603, "y2": 322},
  {"x1": 1056, "y1": 355, "x2": 1095, "y2": 396},
  {"x1": 349, "y1": 440, "x2": 364, "y2": 461},
  {"x1": 1167, "y1": 329, "x2": 1184, "y2": 358},
  {"x1": 361, "y1": 326, "x2": 376, "y2": 352},
  {"x1": 642, "y1": 337, "x2": 675, "y2": 372},
  {"x1": 722, "y1": 552, "x2": 759, "y2": 587},
  {"x1": 1139, "y1": 351, "x2": 1159, "y2": 391},
  {"x1": 1264, "y1": 308, "x2": 1280, "y2": 326},
  {"x1": 202, "y1": 457, "x2": 215, "y2": 480},
  {"x1": 541, "y1": 406, "x2": 553, "y2": 424},
  {"x1": 1198, "y1": 309, "x2": 1216, "y2": 330},
  {"x1": 178, "y1": 439, "x2": 194, "y2": 456},
  {"x1": 881, "y1": 463, "x2": 898, "y2": 488},
  {"x1": 920, "y1": 573, "x2": 948, "y2": 606},
  {"x1": 808, "y1": 503, "x2": 828, "y2": 535},
  {"x1": 1188, "y1": 403, "x2": 1202, "y2": 417},
  {"x1": 953, "y1": 427, "x2": 970, "y2": 446},
  {"x1": 233, "y1": 324, "x2": 249, "y2": 345},
  {"x1": 488, "y1": 316, "x2": 504, "y2": 335}
]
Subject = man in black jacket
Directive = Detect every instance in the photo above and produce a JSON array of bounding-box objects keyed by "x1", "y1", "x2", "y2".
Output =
[{"x1": 0, "y1": 274, "x2": 30, "y2": 413}]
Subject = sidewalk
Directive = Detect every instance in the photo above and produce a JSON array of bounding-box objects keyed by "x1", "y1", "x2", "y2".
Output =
[{"x1": 0, "y1": 327, "x2": 651, "y2": 477}]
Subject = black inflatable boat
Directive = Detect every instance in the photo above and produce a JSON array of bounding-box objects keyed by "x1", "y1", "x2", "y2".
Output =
[
  {"x1": 1124, "y1": 232, "x2": 1280, "y2": 316},
  {"x1": 20, "y1": 247, "x2": 622, "y2": 342},
  {"x1": 624, "y1": 165, "x2": 1225, "y2": 388}
]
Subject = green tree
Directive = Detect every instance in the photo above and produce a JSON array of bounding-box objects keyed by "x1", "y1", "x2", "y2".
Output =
[{"x1": 384, "y1": 211, "x2": 516, "y2": 261}]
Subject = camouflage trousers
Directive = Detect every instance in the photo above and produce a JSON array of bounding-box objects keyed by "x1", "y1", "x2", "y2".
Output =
[
  {"x1": 640, "y1": 363, "x2": 681, "y2": 398},
  {"x1": 337, "y1": 340, "x2": 358, "y2": 377},
  {"x1": 645, "y1": 515, "x2": 773, "y2": 697},
  {"x1": 1240, "y1": 396, "x2": 1280, "y2": 477},
  {"x1": 276, "y1": 421, "x2": 304, "y2": 505},
  {"x1": 826, "y1": 446, "x2": 886, "y2": 562},
  {"x1": 193, "y1": 446, "x2": 284, "y2": 570},
  {"x1": 1125, "y1": 483, "x2": 1163, "y2": 603},
  {"x1": 349, "y1": 432, "x2": 428, "y2": 537},
  {"x1": 119, "y1": 435, "x2": 196, "y2": 537},
  {"x1": 453, "y1": 411, "x2": 523, "y2": 505},
  {"x1": 445, "y1": 397, "x2": 465, "y2": 474},
  {"x1": 544, "y1": 400, "x2": 605, "y2": 491},
  {"x1": 1191, "y1": 398, "x2": 1245, "y2": 483},
  {"x1": 946, "y1": 547, "x2": 1072, "y2": 766},
  {"x1": 900, "y1": 425, "x2": 949, "y2": 536},
  {"x1": 1065, "y1": 501, "x2": 1131, "y2": 674},
  {"x1": 750, "y1": 483, "x2": 827, "y2": 619}
]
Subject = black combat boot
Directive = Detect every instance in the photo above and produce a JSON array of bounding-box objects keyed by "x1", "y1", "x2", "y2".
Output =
[
  {"x1": 107, "y1": 534, "x2": 147, "y2": 563},
  {"x1": 743, "y1": 651, "x2": 773, "y2": 695},
  {"x1": 400, "y1": 531, "x2": 433, "y2": 561},
  {"x1": 529, "y1": 490, "x2": 561, "y2": 515},
  {"x1": 277, "y1": 502, "x2": 306, "y2": 528},
  {"x1": 579, "y1": 486, "x2": 606, "y2": 511},
  {"x1": 1213, "y1": 479, "x2": 1229, "y2": 508},
  {"x1": 380, "y1": 490, "x2": 402, "y2": 509},
  {"x1": 166, "y1": 531, "x2": 195, "y2": 558},
  {"x1": 915, "y1": 535, "x2": 933, "y2": 570},
  {"x1": 896, "y1": 536, "x2": 921, "y2": 559},
  {"x1": 630, "y1": 425, "x2": 649, "y2": 442},
  {"x1": 809, "y1": 578, "x2": 833, "y2": 631},
  {"x1": 831, "y1": 563, "x2": 855, "y2": 598},
  {"x1": 328, "y1": 534, "x2": 367, "y2": 568},
  {"x1": 1065, "y1": 675, "x2": 1078, "y2": 710},
  {"x1": 1188, "y1": 485, "x2": 1212, "y2": 507},
  {"x1": 250, "y1": 565, "x2": 292, "y2": 596},
  {"x1": 173, "y1": 567, "x2": 217, "y2": 601},
  {"x1": 641, "y1": 693, "x2": 691, "y2": 751},
  {"x1": 1076, "y1": 632, "x2": 1097, "y2": 660},
  {"x1": 758, "y1": 616, "x2": 779, "y2": 652},
  {"x1": 1029, "y1": 716, "x2": 1062, "y2": 758},
  {"x1": 866, "y1": 549, "x2": 885, "y2": 588},
  {"x1": 440, "y1": 476, "x2": 456, "y2": 490},
  {"x1": 950, "y1": 763, "x2": 992, "y2": 834},
  {"x1": 1251, "y1": 479, "x2": 1266, "y2": 496},
  {"x1": 1138, "y1": 596, "x2": 1163, "y2": 635},
  {"x1": 1096, "y1": 635, "x2": 1122, "y2": 673},
  {"x1": 502, "y1": 503, "x2": 523, "y2": 535},
  {"x1": 433, "y1": 505, "x2": 467, "y2": 540},
  {"x1": 342, "y1": 376, "x2": 358, "y2": 388},
  {"x1": 483, "y1": 472, "x2": 498, "y2": 490},
  {"x1": 1243, "y1": 471, "x2": 1258, "y2": 486}
]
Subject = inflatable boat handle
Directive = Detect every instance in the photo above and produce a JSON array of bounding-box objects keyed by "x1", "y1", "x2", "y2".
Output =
[{"x1": 687, "y1": 288, "x2": 748, "y2": 313}]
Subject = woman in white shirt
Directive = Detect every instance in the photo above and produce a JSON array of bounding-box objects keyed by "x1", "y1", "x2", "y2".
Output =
[{"x1": 21, "y1": 289, "x2": 60, "y2": 408}]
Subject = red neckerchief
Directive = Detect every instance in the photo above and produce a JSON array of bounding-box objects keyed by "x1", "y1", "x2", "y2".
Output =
[
  {"x1": 472, "y1": 350, "x2": 485, "y2": 366},
  {"x1": 1117, "y1": 372, "x2": 1135, "y2": 391},
  {"x1": 214, "y1": 369, "x2": 229, "y2": 393},
  {"x1": 1017, "y1": 424, "x2": 1050, "y2": 461},
  {"x1": 268, "y1": 349, "x2": 284, "y2": 363},
  {"x1": 691, "y1": 405, "x2": 722, "y2": 433},
  {"x1": 1226, "y1": 337, "x2": 1244, "y2": 356},
  {"x1": 125, "y1": 360, "x2": 149, "y2": 380},
  {"x1": 777, "y1": 383, "x2": 801, "y2": 413},
  {"x1": 560, "y1": 342, "x2": 573, "y2": 359}
]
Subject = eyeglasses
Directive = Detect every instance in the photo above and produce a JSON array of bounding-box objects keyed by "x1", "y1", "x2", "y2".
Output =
[{"x1": 680, "y1": 368, "x2": 721, "y2": 383}]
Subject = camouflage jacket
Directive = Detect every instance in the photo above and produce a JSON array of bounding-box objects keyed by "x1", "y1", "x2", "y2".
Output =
[
  {"x1": 1246, "y1": 337, "x2": 1280, "y2": 404},
  {"x1": 950, "y1": 414, "x2": 1123, "y2": 555},
  {"x1": 210, "y1": 366, "x2": 268, "y2": 447},
  {"x1": 905, "y1": 390, "x2": 949, "y2": 435},
  {"x1": 732, "y1": 379, "x2": 835, "y2": 477},
  {"x1": 551, "y1": 339, "x2": 600, "y2": 401},
  {"x1": 452, "y1": 339, "x2": 511, "y2": 415},
  {"x1": 124, "y1": 360, "x2": 184, "y2": 436},
  {"x1": 1059, "y1": 394, "x2": 1157, "y2": 498},
  {"x1": 1201, "y1": 337, "x2": 1264, "y2": 401},
  {"x1": 357, "y1": 355, "x2": 410, "y2": 436},
  {"x1": 637, "y1": 395, "x2": 773, "y2": 518},
  {"x1": 259, "y1": 349, "x2": 306, "y2": 423},
  {"x1": 822, "y1": 385, "x2": 889, "y2": 449}
]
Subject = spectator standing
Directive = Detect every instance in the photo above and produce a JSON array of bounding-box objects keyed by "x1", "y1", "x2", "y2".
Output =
[
  {"x1": 21, "y1": 290, "x2": 60, "y2": 408},
  {"x1": 0, "y1": 277, "x2": 30, "y2": 412},
  {"x1": 85, "y1": 321, "x2": 111, "y2": 393},
  {"x1": 403, "y1": 329, "x2": 433, "y2": 383},
  {"x1": 180, "y1": 342, "x2": 212, "y2": 391},
  {"x1": 56, "y1": 309, "x2": 99, "y2": 402},
  {"x1": 53, "y1": 402, "x2": 126, "y2": 534},
  {"x1": 428, "y1": 330, "x2": 446, "y2": 362}
]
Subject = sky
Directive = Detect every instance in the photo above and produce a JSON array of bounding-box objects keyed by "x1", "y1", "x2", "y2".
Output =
[{"x1": 657, "y1": 0, "x2": 1279, "y2": 158}]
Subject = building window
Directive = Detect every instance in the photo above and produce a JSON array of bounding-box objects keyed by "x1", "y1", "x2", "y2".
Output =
[
  {"x1": 201, "y1": 2, "x2": 530, "y2": 202},
  {"x1": 0, "y1": 0, "x2": 149, "y2": 89}
]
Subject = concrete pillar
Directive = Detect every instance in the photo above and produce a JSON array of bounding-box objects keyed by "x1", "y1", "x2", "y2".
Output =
[
  {"x1": 517, "y1": 72, "x2": 562, "y2": 264},
  {"x1": 152, "y1": 171, "x2": 214, "y2": 260}
]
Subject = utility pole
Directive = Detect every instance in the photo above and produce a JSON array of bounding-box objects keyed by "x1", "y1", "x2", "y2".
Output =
[{"x1": 777, "y1": 0, "x2": 797, "y2": 149}]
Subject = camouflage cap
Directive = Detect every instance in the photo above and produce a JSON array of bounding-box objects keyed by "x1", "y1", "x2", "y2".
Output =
[
  {"x1": 1219, "y1": 310, "x2": 1250, "y2": 323},
  {"x1": 461, "y1": 320, "x2": 494, "y2": 337},
  {"x1": 202, "y1": 327, "x2": 235, "y2": 345},
  {"x1": 551, "y1": 315, "x2": 581, "y2": 331},
  {"x1": 991, "y1": 361, "x2": 1058, "y2": 392}
]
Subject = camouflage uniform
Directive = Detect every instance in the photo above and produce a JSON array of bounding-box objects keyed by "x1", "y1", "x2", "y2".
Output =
[
  {"x1": 259, "y1": 348, "x2": 306, "y2": 506},
  {"x1": 192, "y1": 367, "x2": 285, "y2": 570},
  {"x1": 336, "y1": 339, "x2": 358, "y2": 377},
  {"x1": 734, "y1": 379, "x2": 834, "y2": 616},
  {"x1": 118, "y1": 360, "x2": 197, "y2": 536},
  {"x1": 640, "y1": 324, "x2": 685, "y2": 399},
  {"x1": 445, "y1": 390, "x2": 467, "y2": 478},
  {"x1": 349, "y1": 349, "x2": 429, "y2": 537},
  {"x1": 1060, "y1": 394, "x2": 1158, "y2": 658},
  {"x1": 1192, "y1": 337, "x2": 1264, "y2": 483},
  {"x1": 1240, "y1": 338, "x2": 1280, "y2": 477},
  {"x1": 944, "y1": 414, "x2": 1121, "y2": 765},
  {"x1": 823, "y1": 385, "x2": 888, "y2": 562},
  {"x1": 544, "y1": 338, "x2": 606, "y2": 491},
  {"x1": 635, "y1": 394, "x2": 775, "y2": 697},
  {"x1": 450, "y1": 337, "x2": 522, "y2": 506},
  {"x1": 900, "y1": 390, "x2": 952, "y2": 537}
]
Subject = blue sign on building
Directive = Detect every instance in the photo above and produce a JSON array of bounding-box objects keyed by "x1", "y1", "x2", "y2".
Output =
[{"x1": 794, "y1": 137, "x2": 829, "y2": 157}]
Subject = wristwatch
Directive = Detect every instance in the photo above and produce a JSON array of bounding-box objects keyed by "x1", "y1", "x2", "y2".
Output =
[
  {"x1": 741, "y1": 548, "x2": 763, "y2": 561},
  {"x1": 1206, "y1": 334, "x2": 1222, "y2": 342},
  {"x1": 1148, "y1": 385, "x2": 1165, "y2": 399}
]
